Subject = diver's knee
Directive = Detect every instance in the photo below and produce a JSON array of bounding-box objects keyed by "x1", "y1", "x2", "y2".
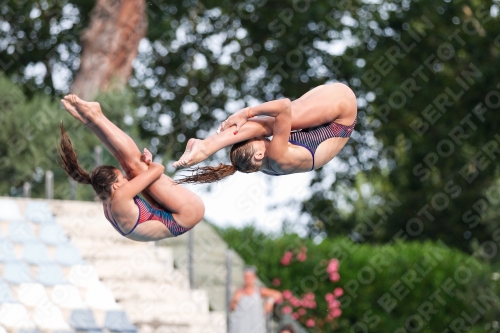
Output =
[
  {"x1": 128, "y1": 159, "x2": 148, "y2": 176},
  {"x1": 184, "y1": 198, "x2": 205, "y2": 225}
]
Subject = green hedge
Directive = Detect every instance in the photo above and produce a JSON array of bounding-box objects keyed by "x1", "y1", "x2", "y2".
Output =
[{"x1": 217, "y1": 226, "x2": 500, "y2": 332}]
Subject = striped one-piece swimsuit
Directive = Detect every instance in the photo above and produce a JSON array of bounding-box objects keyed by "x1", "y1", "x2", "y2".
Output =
[
  {"x1": 104, "y1": 196, "x2": 192, "y2": 237},
  {"x1": 262, "y1": 117, "x2": 357, "y2": 176}
]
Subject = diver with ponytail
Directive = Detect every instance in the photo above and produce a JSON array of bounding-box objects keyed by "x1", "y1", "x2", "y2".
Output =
[
  {"x1": 59, "y1": 94, "x2": 205, "y2": 241},
  {"x1": 59, "y1": 123, "x2": 121, "y2": 201},
  {"x1": 176, "y1": 83, "x2": 357, "y2": 184}
]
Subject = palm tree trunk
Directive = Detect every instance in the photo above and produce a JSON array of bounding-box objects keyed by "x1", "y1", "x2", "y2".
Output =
[{"x1": 71, "y1": 0, "x2": 147, "y2": 99}]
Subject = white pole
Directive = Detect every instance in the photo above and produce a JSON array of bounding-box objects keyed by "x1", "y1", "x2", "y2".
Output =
[
  {"x1": 45, "y1": 171, "x2": 54, "y2": 199},
  {"x1": 94, "y1": 145, "x2": 103, "y2": 167},
  {"x1": 226, "y1": 249, "x2": 232, "y2": 333},
  {"x1": 69, "y1": 178, "x2": 76, "y2": 200},
  {"x1": 188, "y1": 228, "x2": 195, "y2": 289},
  {"x1": 23, "y1": 182, "x2": 31, "y2": 198}
]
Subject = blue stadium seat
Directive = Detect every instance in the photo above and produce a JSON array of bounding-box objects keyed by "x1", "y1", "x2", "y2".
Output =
[
  {"x1": 25, "y1": 201, "x2": 55, "y2": 224},
  {"x1": 70, "y1": 310, "x2": 103, "y2": 332},
  {"x1": 105, "y1": 311, "x2": 137, "y2": 333},
  {"x1": 0, "y1": 280, "x2": 16, "y2": 303},
  {"x1": 55, "y1": 244, "x2": 84, "y2": 266},
  {"x1": 39, "y1": 224, "x2": 69, "y2": 245},
  {"x1": 23, "y1": 242, "x2": 52, "y2": 264},
  {"x1": 37, "y1": 263, "x2": 67, "y2": 286},
  {"x1": 0, "y1": 240, "x2": 18, "y2": 262},
  {"x1": 8, "y1": 222, "x2": 36, "y2": 243},
  {"x1": 3, "y1": 262, "x2": 33, "y2": 284},
  {"x1": 0, "y1": 199, "x2": 24, "y2": 222}
]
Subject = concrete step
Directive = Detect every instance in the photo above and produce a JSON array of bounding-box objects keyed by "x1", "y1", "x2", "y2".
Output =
[
  {"x1": 6, "y1": 197, "x2": 227, "y2": 333},
  {"x1": 159, "y1": 222, "x2": 247, "y2": 312}
]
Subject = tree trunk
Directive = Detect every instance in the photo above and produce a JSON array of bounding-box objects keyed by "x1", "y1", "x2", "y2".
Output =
[{"x1": 71, "y1": 0, "x2": 147, "y2": 100}]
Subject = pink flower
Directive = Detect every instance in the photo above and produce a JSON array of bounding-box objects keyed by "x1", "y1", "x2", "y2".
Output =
[
  {"x1": 305, "y1": 292, "x2": 315, "y2": 300},
  {"x1": 334, "y1": 287, "x2": 344, "y2": 297},
  {"x1": 297, "y1": 252, "x2": 307, "y2": 262},
  {"x1": 290, "y1": 297, "x2": 301, "y2": 307},
  {"x1": 326, "y1": 314, "x2": 333, "y2": 322},
  {"x1": 306, "y1": 319, "x2": 315, "y2": 327},
  {"x1": 332, "y1": 308, "x2": 342, "y2": 318},
  {"x1": 330, "y1": 272, "x2": 340, "y2": 282},
  {"x1": 325, "y1": 293, "x2": 334, "y2": 302},
  {"x1": 298, "y1": 308, "x2": 306, "y2": 315},
  {"x1": 283, "y1": 290, "x2": 292, "y2": 300},
  {"x1": 272, "y1": 278, "x2": 281, "y2": 286},
  {"x1": 281, "y1": 251, "x2": 293, "y2": 266},
  {"x1": 327, "y1": 259, "x2": 339, "y2": 273},
  {"x1": 301, "y1": 299, "x2": 315, "y2": 308},
  {"x1": 328, "y1": 300, "x2": 340, "y2": 310},
  {"x1": 292, "y1": 312, "x2": 300, "y2": 320},
  {"x1": 282, "y1": 306, "x2": 292, "y2": 314}
]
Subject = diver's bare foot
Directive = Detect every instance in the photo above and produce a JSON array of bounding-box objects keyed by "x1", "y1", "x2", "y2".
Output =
[
  {"x1": 63, "y1": 94, "x2": 103, "y2": 124},
  {"x1": 60, "y1": 99, "x2": 90, "y2": 125},
  {"x1": 173, "y1": 138, "x2": 208, "y2": 169},
  {"x1": 173, "y1": 138, "x2": 197, "y2": 168}
]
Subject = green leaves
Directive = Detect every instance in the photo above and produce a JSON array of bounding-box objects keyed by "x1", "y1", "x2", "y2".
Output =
[
  {"x1": 0, "y1": 74, "x2": 144, "y2": 199},
  {"x1": 218, "y1": 225, "x2": 500, "y2": 332}
]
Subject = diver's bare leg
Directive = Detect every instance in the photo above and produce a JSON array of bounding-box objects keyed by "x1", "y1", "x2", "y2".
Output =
[
  {"x1": 173, "y1": 118, "x2": 272, "y2": 168},
  {"x1": 61, "y1": 95, "x2": 204, "y2": 227}
]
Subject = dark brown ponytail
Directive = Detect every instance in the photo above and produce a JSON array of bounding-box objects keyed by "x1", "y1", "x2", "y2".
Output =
[
  {"x1": 176, "y1": 163, "x2": 237, "y2": 184},
  {"x1": 58, "y1": 122, "x2": 92, "y2": 184},
  {"x1": 57, "y1": 122, "x2": 118, "y2": 200},
  {"x1": 176, "y1": 138, "x2": 263, "y2": 184}
]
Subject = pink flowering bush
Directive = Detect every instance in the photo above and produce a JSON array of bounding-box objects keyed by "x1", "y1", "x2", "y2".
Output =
[
  {"x1": 217, "y1": 226, "x2": 500, "y2": 333},
  {"x1": 276, "y1": 249, "x2": 343, "y2": 331}
]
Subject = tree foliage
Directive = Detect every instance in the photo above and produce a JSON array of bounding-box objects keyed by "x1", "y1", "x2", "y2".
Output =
[
  {"x1": 303, "y1": 0, "x2": 500, "y2": 254},
  {"x1": 0, "y1": 74, "x2": 143, "y2": 199}
]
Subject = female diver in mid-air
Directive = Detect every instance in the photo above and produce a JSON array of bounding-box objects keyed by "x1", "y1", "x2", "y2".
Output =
[
  {"x1": 174, "y1": 83, "x2": 357, "y2": 183},
  {"x1": 58, "y1": 95, "x2": 204, "y2": 241}
]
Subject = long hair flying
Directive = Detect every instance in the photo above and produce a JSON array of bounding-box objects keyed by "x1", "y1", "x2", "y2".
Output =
[
  {"x1": 58, "y1": 122, "x2": 92, "y2": 184},
  {"x1": 57, "y1": 122, "x2": 118, "y2": 200},
  {"x1": 176, "y1": 138, "x2": 263, "y2": 184}
]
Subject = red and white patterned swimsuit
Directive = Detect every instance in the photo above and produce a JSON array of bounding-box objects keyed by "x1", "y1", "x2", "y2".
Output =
[{"x1": 104, "y1": 196, "x2": 192, "y2": 237}]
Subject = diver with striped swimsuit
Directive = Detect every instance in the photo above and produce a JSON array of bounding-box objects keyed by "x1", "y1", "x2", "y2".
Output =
[
  {"x1": 262, "y1": 117, "x2": 357, "y2": 176},
  {"x1": 175, "y1": 83, "x2": 358, "y2": 184},
  {"x1": 59, "y1": 94, "x2": 204, "y2": 242},
  {"x1": 104, "y1": 195, "x2": 192, "y2": 237}
]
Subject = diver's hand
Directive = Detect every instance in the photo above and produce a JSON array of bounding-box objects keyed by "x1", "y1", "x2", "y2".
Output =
[
  {"x1": 141, "y1": 148, "x2": 152, "y2": 165},
  {"x1": 217, "y1": 107, "x2": 252, "y2": 135}
]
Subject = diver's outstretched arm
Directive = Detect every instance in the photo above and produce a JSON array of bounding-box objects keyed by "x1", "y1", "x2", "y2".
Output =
[{"x1": 173, "y1": 117, "x2": 273, "y2": 168}]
